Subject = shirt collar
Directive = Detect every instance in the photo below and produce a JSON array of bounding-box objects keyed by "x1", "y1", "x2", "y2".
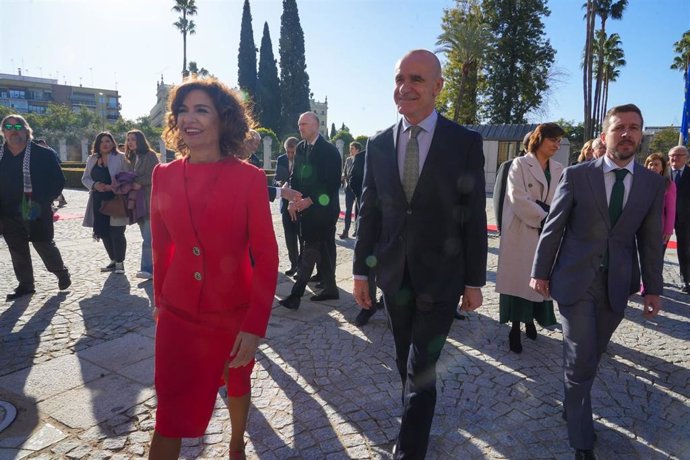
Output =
[
  {"x1": 602, "y1": 155, "x2": 635, "y2": 175},
  {"x1": 402, "y1": 110, "x2": 438, "y2": 135}
]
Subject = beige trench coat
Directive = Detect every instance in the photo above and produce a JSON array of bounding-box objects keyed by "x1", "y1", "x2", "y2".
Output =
[{"x1": 495, "y1": 153, "x2": 564, "y2": 301}]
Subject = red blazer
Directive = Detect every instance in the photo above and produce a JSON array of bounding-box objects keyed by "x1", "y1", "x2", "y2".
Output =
[{"x1": 151, "y1": 158, "x2": 278, "y2": 337}]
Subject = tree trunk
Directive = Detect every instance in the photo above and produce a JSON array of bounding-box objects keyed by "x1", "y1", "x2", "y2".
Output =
[
  {"x1": 453, "y1": 64, "x2": 470, "y2": 123},
  {"x1": 583, "y1": 1, "x2": 595, "y2": 140}
]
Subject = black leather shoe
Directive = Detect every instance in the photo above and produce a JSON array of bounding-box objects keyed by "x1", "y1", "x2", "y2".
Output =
[
  {"x1": 284, "y1": 267, "x2": 297, "y2": 276},
  {"x1": 6, "y1": 286, "x2": 36, "y2": 301},
  {"x1": 310, "y1": 291, "x2": 339, "y2": 302},
  {"x1": 683, "y1": 284, "x2": 690, "y2": 294},
  {"x1": 575, "y1": 449, "x2": 596, "y2": 460},
  {"x1": 454, "y1": 310, "x2": 466, "y2": 320},
  {"x1": 58, "y1": 272, "x2": 72, "y2": 291},
  {"x1": 279, "y1": 295, "x2": 301, "y2": 310},
  {"x1": 339, "y1": 232, "x2": 348, "y2": 240},
  {"x1": 509, "y1": 328, "x2": 522, "y2": 353},
  {"x1": 525, "y1": 322, "x2": 537, "y2": 340},
  {"x1": 315, "y1": 283, "x2": 323, "y2": 289},
  {"x1": 309, "y1": 274, "x2": 321, "y2": 283},
  {"x1": 354, "y1": 308, "x2": 376, "y2": 326}
]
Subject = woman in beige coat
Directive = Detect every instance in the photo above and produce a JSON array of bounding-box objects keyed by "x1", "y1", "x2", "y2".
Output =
[{"x1": 495, "y1": 123, "x2": 565, "y2": 353}]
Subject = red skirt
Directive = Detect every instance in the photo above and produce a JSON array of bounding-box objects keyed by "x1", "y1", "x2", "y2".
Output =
[{"x1": 153, "y1": 305, "x2": 255, "y2": 438}]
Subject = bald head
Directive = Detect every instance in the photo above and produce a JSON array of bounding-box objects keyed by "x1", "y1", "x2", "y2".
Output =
[{"x1": 393, "y1": 49, "x2": 444, "y2": 125}]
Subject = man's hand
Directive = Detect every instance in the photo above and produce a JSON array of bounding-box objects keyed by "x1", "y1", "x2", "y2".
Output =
[
  {"x1": 280, "y1": 185, "x2": 302, "y2": 202},
  {"x1": 529, "y1": 277, "x2": 550, "y2": 298},
  {"x1": 287, "y1": 201, "x2": 299, "y2": 222},
  {"x1": 643, "y1": 294, "x2": 661, "y2": 320},
  {"x1": 353, "y1": 278, "x2": 372, "y2": 309},
  {"x1": 459, "y1": 287, "x2": 483, "y2": 312},
  {"x1": 227, "y1": 331, "x2": 261, "y2": 368}
]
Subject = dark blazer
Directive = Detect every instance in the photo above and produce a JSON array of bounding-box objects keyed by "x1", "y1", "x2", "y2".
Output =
[
  {"x1": 493, "y1": 158, "x2": 513, "y2": 234},
  {"x1": 291, "y1": 135, "x2": 342, "y2": 241},
  {"x1": 532, "y1": 158, "x2": 665, "y2": 312},
  {"x1": 353, "y1": 115, "x2": 487, "y2": 303},
  {"x1": 674, "y1": 165, "x2": 690, "y2": 225},
  {"x1": 0, "y1": 141, "x2": 65, "y2": 241},
  {"x1": 350, "y1": 150, "x2": 366, "y2": 200},
  {"x1": 274, "y1": 153, "x2": 290, "y2": 213}
]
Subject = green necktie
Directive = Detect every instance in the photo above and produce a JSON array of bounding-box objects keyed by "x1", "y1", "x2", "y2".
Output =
[
  {"x1": 402, "y1": 126, "x2": 421, "y2": 202},
  {"x1": 608, "y1": 168, "x2": 628, "y2": 226}
]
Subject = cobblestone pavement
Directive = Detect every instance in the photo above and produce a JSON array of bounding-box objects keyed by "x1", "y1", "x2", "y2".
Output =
[{"x1": 1, "y1": 188, "x2": 689, "y2": 459}]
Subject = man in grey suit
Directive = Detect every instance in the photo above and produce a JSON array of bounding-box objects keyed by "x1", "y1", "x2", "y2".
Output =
[{"x1": 530, "y1": 104, "x2": 664, "y2": 460}]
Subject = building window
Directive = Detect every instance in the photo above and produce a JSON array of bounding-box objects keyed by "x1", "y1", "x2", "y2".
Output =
[{"x1": 9, "y1": 89, "x2": 26, "y2": 99}]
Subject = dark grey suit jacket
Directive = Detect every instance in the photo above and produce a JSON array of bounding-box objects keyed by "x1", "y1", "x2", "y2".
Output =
[
  {"x1": 532, "y1": 157, "x2": 665, "y2": 312},
  {"x1": 353, "y1": 115, "x2": 487, "y2": 303}
]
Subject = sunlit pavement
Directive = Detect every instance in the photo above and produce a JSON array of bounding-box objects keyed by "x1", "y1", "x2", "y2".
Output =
[{"x1": 1, "y1": 188, "x2": 689, "y2": 459}]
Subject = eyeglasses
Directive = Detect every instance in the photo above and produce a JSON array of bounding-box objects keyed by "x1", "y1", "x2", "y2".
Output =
[{"x1": 3, "y1": 123, "x2": 24, "y2": 131}]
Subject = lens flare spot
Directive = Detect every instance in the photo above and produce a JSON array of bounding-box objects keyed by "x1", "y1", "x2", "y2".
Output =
[
  {"x1": 365, "y1": 255, "x2": 377, "y2": 268},
  {"x1": 318, "y1": 194, "x2": 330, "y2": 206}
]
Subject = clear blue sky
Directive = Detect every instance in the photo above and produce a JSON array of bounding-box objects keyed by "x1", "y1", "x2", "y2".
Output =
[{"x1": 1, "y1": 0, "x2": 688, "y2": 136}]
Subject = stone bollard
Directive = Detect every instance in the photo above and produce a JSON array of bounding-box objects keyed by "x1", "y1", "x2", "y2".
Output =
[{"x1": 262, "y1": 136, "x2": 272, "y2": 169}]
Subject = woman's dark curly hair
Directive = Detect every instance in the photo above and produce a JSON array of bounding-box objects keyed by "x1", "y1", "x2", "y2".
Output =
[{"x1": 163, "y1": 77, "x2": 256, "y2": 159}]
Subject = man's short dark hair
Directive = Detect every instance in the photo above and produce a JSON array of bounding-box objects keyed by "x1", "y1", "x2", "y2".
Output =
[
  {"x1": 350, "y1": 141, "x2": 362, "y2": 152},
  {"x1": 602, "y1": 104, "x2": 644, "y2": 132}
]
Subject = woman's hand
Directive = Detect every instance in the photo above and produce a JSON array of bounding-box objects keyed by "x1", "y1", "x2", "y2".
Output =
[
  {"x1": 227, "y1": 332, "x2": 260, "y2": 368},
  {"x1": 152, "y1": 307, "x2": 160, "y2": 322}
]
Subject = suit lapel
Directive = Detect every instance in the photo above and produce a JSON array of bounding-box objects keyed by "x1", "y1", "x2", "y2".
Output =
[
  {"x1": 546, "y1": 160, "x2": 564, "y2": 203},
  {"x1": 390, "y1": 121, "x2": 407, "y2": 202},
  {"x1": 587, "y1": 158, "x2": 611, "y2": 227},
  {"x1": 617, "y1": 163, "x2": 644, "y2": 227}
]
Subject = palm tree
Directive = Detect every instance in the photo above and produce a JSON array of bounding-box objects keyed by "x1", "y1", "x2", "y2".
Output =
[
  {"x1": 172, "y1": 0, "x2": 198, "y2": 79},
  {"x1": 582, "y1": 0, "x2": 627, "y2": 138},
  {"x1": 596, "y1": 33, "x2": 625, "y2": 128},
  {"x1": 435, "y1": 0, "x2": 490, "y2": 124},
  {"x1": 671, "y1": 30, "x2": 690, "y2": 73},
  {"x1": 582, "y1": 0, "x2": 595, "y2": 140}
]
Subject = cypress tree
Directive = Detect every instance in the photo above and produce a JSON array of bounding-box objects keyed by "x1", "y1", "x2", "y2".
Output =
[
  {"x1": 256, "y1": 22, "x2": 281, "y2": 134},
  {"x1": 238, "y1": 0, "x2": 257, "y2": 100},
  {"x1": 279, "y1": 0, "x2": 311, "y2": 135},
  {"x1": 330, "y1": 123, "x2": 337, "y2": 139}
]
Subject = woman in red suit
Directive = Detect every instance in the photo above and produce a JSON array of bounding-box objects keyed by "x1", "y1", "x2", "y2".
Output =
[{"x1": 148, "y1": 78, "x2": 278, "y2": 460}]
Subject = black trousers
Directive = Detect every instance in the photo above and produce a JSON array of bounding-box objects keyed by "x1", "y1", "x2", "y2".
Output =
[
  {"x1": 559, "y1": 269, "x2": 623, "y2": 450},
  {"x1": 675, "y1": 221, "x2": 690, "y2": 285},
  {"x1": 2, "y1": 217, "x2": 68, "y2": 289},
  {"x1": 101, "y1": 225, "x2": 127, "y2": 263},
  {"x1": 291, "y1": 224, "x2": 337, "y2": 296},
  {"x1": 281, "y1": 211, "x2": 302, "y2": 269},
  {"x1": 343, "y1": 188, "x2": 357, "y2": 233},
  {"x1": 383, "y1": 267, "x2": 456, "y2": 459}
]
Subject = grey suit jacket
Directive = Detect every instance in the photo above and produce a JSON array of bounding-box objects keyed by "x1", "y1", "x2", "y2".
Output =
[{"x1": 531, "y1": 157, "x2": 665, "y2": 313}]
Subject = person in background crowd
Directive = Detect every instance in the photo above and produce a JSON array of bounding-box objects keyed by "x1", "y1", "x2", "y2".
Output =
[
  {"x1": 245, "y1": 129, "x2": 262, "y2": 168},
  {"x1": 669, "y1": 145, "x2": 690, "y2": 293},
  {"x1": 591, "y1": 138, "x2": 606, "y2": 159},
  {"x1": 278, "y1": 112, "x2": 342, "y2": 310},
  {"x1": 148, "y1": 77, "x2": 278, "y2": 460},
  {"x1": 577, "y1": 139, "x2": 594, "y2": 163},
  {"x1": 0, "y1": 114, "x2": 71, "y2": 301},
  {"x1": 340, "y1": 141, "x2": 359, "y2": 239},
  {"x1": 495, "y1": 123, "x2": 565, "y2": 353},
  {"x1": 125, "y1": 129, "x2": 160, "y2": 280},
  {"x1": 275, "y1": 136, "x2": 301, "y2": 276},
  {"x1": 81, "y1": 132, "x2": 130, "y2": 274}
]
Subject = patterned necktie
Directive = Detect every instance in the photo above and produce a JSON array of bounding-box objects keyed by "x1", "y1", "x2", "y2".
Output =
[
  {"x1": 609, "y1": 168, "x2": 628, "y2": 227},
  {"x1": 402, "y1": 126, "x2": 421, "y2": 202},
  {"x1": 674, "y1": 169, "x2": 681, "y2": 186}
]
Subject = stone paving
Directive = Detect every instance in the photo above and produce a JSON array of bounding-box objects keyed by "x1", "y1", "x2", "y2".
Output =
[{"x1": 0, "y1": 188, "x2": 689, "y2": 459}]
